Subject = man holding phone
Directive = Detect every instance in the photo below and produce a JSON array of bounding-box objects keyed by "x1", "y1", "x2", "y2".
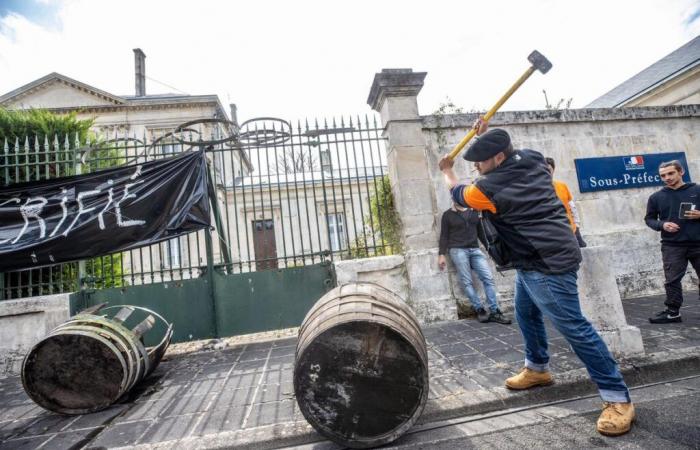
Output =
[{"x1": 645, "y1": 160, "x2": 700, "y2": 323}]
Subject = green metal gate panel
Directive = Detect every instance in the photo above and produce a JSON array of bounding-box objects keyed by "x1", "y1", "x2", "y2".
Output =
[
  {"x1": 213, "y1": 262, "x2": 335, "y2": 337},
  {"x1": 70, "y1": 262, "x2": 335, "y2": 344},
  {"x1": 70, "y1": 277, "x2": 217, "y2": 345}
]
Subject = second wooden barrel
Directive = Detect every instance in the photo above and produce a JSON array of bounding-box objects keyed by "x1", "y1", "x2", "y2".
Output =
[
  {"x1": 294, "y1": 282, "x2": 428, "y2": 449},
  {"x1": 22, "y1": 305, "x2": 173, "y2": 415}
]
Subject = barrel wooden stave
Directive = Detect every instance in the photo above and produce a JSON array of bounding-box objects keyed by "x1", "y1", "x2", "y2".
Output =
[
  {"x1": 294, "y1": 282, "x2": 428, "y2": 449},
  {"x1": 22, "y1": 331, "x2": 127, "y2": 415},
  {"x1": 21, "y1": 308, "x2": 168, "y2": 415}
]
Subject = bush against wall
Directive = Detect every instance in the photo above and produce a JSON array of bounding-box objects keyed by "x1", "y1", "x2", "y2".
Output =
[{"x1": 348, "y1": 175, "x2": 403, "y2": 258}]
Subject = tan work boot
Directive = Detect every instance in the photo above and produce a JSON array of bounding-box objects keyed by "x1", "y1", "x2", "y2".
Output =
[
  {"x1": 597, "y1": 402, "x2": 635, "y2": 436},
  {"x1": 505, "y1": 367, "x2": 554, "y2": 390}
]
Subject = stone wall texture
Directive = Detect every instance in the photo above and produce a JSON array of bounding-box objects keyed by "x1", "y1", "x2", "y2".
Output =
[
  {"x1": 423, "y1": 105, "x2": 700, "y2": 301},
  {"x1": 0, "y1": 294, "x2": 70, "y2": 378}
]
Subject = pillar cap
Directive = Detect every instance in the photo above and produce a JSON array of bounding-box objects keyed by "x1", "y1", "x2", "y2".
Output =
[{"x1": 367, "y1": 69, "x2": 427, "y2": 112}]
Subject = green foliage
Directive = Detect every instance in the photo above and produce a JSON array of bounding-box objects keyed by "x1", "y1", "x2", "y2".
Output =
[
  {"x1": 347, "y1": 175, "x2": 403, "y2": 258},
  {"x1": 86, "y1": 255, "x2": 126, "y2": 289},
  {"x1": 0, "y1": 108, "x2": 93, "y2": 142},
  {"x1": 0, "y1": 108, "x2": 95, "y2": 185},
  {"x1": 0, "y1": 108, "x2": 126, "y2": 297},
  {"x1": 431, "y1": 98, "x2": 483, "y2": 150},
  {"x1": 433, "y1": 98, "x2": 465, "y2": 115}
]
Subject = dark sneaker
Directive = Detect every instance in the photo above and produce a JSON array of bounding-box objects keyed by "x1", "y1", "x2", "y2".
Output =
[
  {"x1": 649, "y1": 309, "x2": 682, "y2": 324},
  {"x1": 489, "y1": 309, "x2": 512, "y2": 325},
  {"x1": 477, "y1": 307, "x2": 490, "y2": 323}
]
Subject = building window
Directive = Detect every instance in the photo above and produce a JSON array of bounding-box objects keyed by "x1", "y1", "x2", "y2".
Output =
[
  {"x1": 327, "y1": 212, "x2": 347, "y2": 251},
  {"x1": 163, "y1": 237, "x2": 181, "y2": 268}
]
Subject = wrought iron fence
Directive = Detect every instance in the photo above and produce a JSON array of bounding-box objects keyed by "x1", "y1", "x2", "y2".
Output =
[{"x1": 1, "y1": 115, "x2": 392, "y2": 299}]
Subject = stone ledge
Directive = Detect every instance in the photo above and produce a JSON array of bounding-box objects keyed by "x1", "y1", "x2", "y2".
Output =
[
  {"x1": 422, "y1": 104, "x2": 700, "y2": 129},
  {"x1": 0, "y1": 293, "x2": 70, "y2": 317}
]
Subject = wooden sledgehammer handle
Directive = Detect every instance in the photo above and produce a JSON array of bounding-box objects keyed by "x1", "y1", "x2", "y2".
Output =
[{"x1": 447, "y1": 65, "x2": 536, "y2": 161}]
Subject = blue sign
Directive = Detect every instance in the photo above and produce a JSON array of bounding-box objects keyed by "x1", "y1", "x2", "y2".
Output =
[{"x1": 574, "y1": 152, "x2": 691, "y2": 193}]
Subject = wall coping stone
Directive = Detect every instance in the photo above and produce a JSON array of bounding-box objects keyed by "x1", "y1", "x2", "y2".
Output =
[
  {"x1": 0, "y1": 293, "x2": 70, "y2": 317},
  {"x1": 422, "y1": 104, "x2": 700, "y2": 129},
  {"x1": 367, "y1": 69, "x2": 427, "y2": 111}
]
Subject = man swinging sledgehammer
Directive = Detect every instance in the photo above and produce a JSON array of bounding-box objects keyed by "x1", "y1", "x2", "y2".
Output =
[{"x1": 439, "y1": 122, "x2": 636, "y2": 436}]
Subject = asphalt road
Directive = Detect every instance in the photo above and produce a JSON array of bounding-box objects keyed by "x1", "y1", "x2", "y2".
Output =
[{"x1": 289, "y1": 374, "x2": 700, "y2": 450}]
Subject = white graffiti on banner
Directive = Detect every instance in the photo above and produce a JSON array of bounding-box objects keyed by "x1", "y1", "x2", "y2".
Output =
[{"x1": 0, "y1": 165, "x2": 146, "y2": 246}]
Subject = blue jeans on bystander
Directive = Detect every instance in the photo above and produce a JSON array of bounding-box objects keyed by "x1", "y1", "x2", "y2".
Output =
[
  {"x1": 449, "y1": 247, "x2": 499, "y2": 312},
  {"x1": 514, "y1": 269, "x2": 630, "y2": 403}
]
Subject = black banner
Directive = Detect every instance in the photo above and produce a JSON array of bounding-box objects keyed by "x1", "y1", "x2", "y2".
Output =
[{"x1": 0, "y1": 150, "x2": 211, "y2": 271}]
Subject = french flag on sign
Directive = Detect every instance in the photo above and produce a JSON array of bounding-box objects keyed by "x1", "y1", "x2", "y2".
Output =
[{"x1": 624, "y1": 155, "x2": 645, "y2": 169}]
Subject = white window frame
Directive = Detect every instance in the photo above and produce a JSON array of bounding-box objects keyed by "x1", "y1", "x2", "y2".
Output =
[{"x1": 327, "y1": 212, "x2": 347, "y2": 251}]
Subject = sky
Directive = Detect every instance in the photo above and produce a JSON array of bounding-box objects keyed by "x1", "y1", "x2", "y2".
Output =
[{"x1": 0, "y1": 0, "x2": 699, "y2": 123}]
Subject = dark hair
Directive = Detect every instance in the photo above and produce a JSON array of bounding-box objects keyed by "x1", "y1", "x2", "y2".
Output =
[
  {"x1": 659, "y1": 160, "x2": 683, "y2": 172},
  {"x1": 545, "y1": 157, "x2": 555, "y2": 169},
  {"x1": 502, "y1": 143, "x2": 515, "y2": 158}
]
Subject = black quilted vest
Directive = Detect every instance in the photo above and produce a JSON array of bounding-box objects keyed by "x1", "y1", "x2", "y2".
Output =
[{"x1": 475, "y1": 149, "x2": 581, "y2": 274}]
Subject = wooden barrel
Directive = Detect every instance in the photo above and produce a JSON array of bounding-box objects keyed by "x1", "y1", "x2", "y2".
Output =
[
  {"x1": 294, "y1": 282, "x2": 428, "y2": 449},
  {"x1": 22, "y1": 305, "x2": 172, "y2": 415}
]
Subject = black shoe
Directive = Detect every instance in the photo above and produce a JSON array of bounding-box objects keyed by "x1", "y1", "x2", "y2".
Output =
[
  {"x1": 649, "y1": 308, "x2": 682, "y2": 324},
  {"x1": 477, "y1": 307, "x2": 490, "y2": 323},
  {"x1": 489, "y1": 309, "x2": 512, "y2": 325}
]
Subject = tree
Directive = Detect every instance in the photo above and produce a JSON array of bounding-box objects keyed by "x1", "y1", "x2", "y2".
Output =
[
  {"x1": 276, "y1": 147, "x2": 318, "y2": 174},
  {"x1": 0, "y1": 108, "x2": 126, "y2": 298},
  {"x1": 0, "y1": 108, "x2": 93, "y2": 185},
  {"x1": 347, "y1": 175, "x2": 402, "y2": 258}
]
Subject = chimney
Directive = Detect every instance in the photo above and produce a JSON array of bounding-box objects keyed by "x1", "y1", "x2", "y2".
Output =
[
  {"x1": 133, "y1": 48, "x2": 146, "y2": 97},
  {"x1": 229, "y1": 103, "x2": 238, "y2": 127}
]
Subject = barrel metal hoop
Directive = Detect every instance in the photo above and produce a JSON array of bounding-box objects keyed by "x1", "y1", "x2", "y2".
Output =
[
  {"x1": 52, "y1": 324, "x2": 141, "y2": 393},
  {"x1": 301, "y1": 284, "x2": 423, "y2": 336},
  {"x1": 100, "y1": 305, "x2": 173, "y2": 360},
  {"x1": 298, "y1": 295, "x2": 425, "y2": 346},
  {"x1": 61, "y1": 316, "x2": 150, "y2": 380},
  {"x1": 296, "y1": 315, "x2": 429, "y2": 368},
  {"x1": 51, "y1": 323, "x2": 141, "y2": 392},
  {"x1": 24, "y1": 329, "x2": 131, "y2": 413},
  {"x1": 300, "y1": 293, "x2": 422, "y2": 334}
]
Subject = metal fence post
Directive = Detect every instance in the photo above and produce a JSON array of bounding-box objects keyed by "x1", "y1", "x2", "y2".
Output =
[{"x1": 74, "y1": 142, "x2": 86, "y2": 290}]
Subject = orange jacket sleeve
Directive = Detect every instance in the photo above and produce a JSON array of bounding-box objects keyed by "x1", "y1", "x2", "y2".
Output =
[{"x1": 453, "y1": 184, "x2": 497, "y2": 213}]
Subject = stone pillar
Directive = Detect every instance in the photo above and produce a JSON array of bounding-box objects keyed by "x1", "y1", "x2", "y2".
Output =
[
  {"x1": 368, "y1": 69, "x2": 456, "y2": 322},
  {"x1": 578, "y1": 246, "x2": 645, "y2": 358}
]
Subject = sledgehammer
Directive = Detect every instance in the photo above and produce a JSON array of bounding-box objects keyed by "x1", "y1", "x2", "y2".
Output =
[{"x1": 447, "y1": 50, "x2": 552, "y2": 160}]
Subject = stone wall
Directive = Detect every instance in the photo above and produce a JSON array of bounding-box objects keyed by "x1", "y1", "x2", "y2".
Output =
[
  {"x1": 423, "y1": 105, "x2": 700, "y2": 301},
  {"x1": 0, "y1": 294, "x2": 70, "y2": 378}
]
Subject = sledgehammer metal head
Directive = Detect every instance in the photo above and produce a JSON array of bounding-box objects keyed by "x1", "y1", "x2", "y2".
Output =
[
  {"x1": 527, "y1": 50, "x2": 552, "y2": 74},
  {"x1": 446, "y1": 49, "x2": 553, "y2": 160}
]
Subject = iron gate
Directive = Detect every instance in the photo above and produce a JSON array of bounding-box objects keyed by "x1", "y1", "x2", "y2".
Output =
[{"x1": 2, "y1": 114, "x2": 392, "y2": 342}]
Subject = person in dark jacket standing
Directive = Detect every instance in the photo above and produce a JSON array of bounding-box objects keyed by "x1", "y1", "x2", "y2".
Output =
[
  {"x1": 644, "y1": 160, "x2": 700, "y2": 324},
  {"x1": 438, "y1": 202, "x2": 511, "y2": 324},
  {"x1": 438, "y1": 123, "x2": 634, "y2": 437}
]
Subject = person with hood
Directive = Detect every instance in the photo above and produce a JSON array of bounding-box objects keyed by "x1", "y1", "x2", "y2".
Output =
[{"x1": 645, "y1": 160, "x2": 700, "y2": 324}]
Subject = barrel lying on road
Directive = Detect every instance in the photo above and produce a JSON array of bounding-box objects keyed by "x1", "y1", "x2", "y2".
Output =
[
  {"x1": 294, "y1": 282, "x2": 429, "y2": 449},
  {"x1": 22, "y1": 305, "x2": 173, "y2": 415}
]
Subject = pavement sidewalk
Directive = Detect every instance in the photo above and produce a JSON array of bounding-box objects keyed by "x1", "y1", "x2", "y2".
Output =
[{"x1": 1, "y1": 294, "x2": 699, "y2": 450}]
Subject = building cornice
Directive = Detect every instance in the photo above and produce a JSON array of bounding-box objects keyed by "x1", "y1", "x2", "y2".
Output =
[{"x1": 0, "y1": 72, "x2": 126, "y2": 106}]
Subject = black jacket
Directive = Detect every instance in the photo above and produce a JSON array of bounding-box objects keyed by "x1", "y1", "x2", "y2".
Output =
[
  {"x1": 473, "y1": 149, "x2": 581, "y2": 274},
  {"x1": 438, "y1": 208, "x2": 480, "y2": 255},
  {"x1": 645, "y1": 183, "x2": 700, "y2": 245}
]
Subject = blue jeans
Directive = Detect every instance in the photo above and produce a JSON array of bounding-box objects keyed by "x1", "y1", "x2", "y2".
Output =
[
  {"x1": 449, "y1": 247, "x2": 499, "y2": 312},
  {"x1": 514, "y1": 270, "x2": 630, "y2": 403}
]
